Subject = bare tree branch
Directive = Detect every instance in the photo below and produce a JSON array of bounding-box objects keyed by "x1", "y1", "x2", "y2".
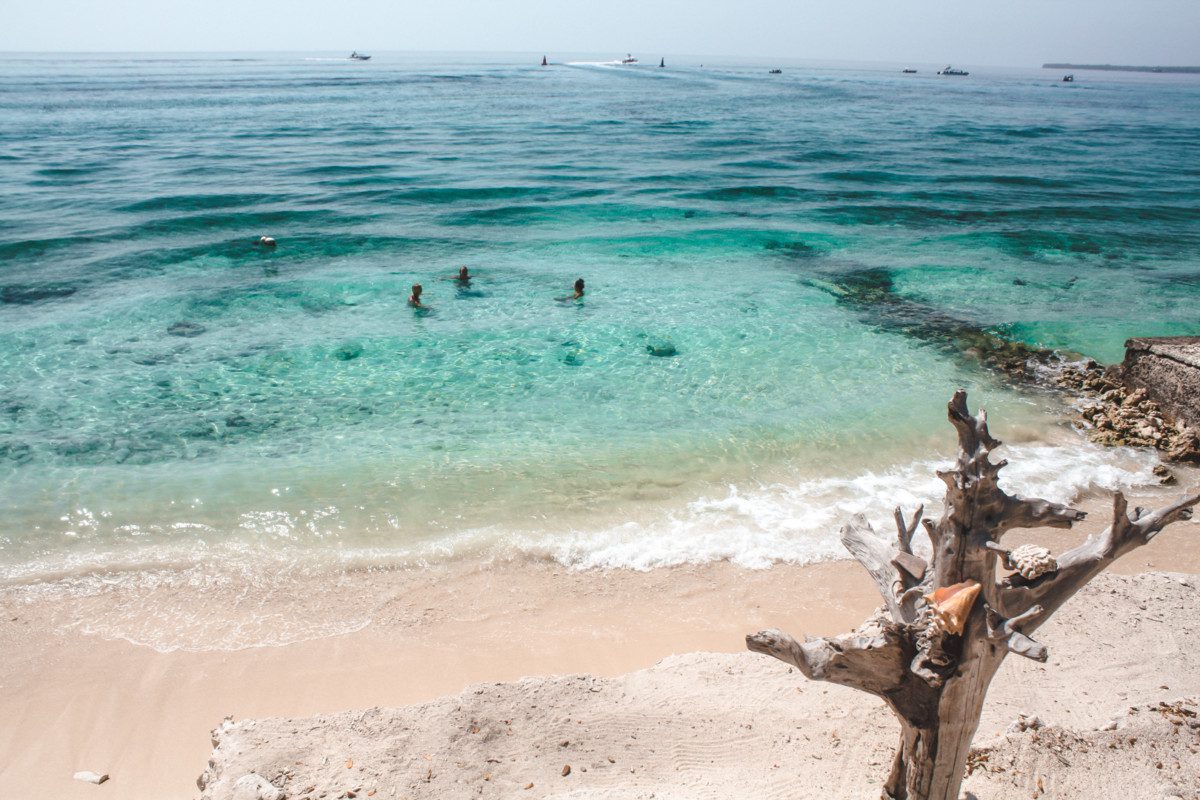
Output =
[
  {"x1": 996, "y1": 494, "x2": 1087, "y2": 533},
  {"x1": 840, "y1": 515, "x2": 910, "y2": 624},
  {"x1": 1001, "y1": 490, "x2": 1200, "y2": 621},
  {"x1": 1005, "y1": 631, "x2": 1049, "y2": 662},
  {"x1": 894, "y1": 504, "x2": 924, "y2": 554},
  {"x1": 746, "y1": 619, "x2": 908, "y2": 699}
]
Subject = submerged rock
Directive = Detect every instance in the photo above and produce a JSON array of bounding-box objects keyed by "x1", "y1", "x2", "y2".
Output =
[
  {"x1": 333, "y1": 343, "x2": 363, "y2": 361},
  {"x1": 645, "y1": 340, "x2": 678, "y2": 358},
  {"x1": 824, "y1": 268, "x2": 1199, "y2": 463},
  {"x1": 167, "y1": 321, "x2": 207, "y2": 338},
  {"x1": 818, "y1": 267, "x2": 1067, "y2": 384},
  {"x1": 1, "y1": 283, "x2": 78, "y2": 305}
]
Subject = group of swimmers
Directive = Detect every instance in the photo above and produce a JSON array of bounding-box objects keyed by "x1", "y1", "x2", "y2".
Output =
[{"x1": 407, "y1": 266, "x2": 585, "y2": 308}]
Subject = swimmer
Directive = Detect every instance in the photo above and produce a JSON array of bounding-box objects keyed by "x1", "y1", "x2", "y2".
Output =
[
  {"x1": 556, "y1": 277, "x2": 586, "y2": 303},
  {"x1": 455, "y1": 265, "x2": 471, "y2": 283},
  {"x1": 408, "y1": 283, "x2": 423, "y2": 307}
]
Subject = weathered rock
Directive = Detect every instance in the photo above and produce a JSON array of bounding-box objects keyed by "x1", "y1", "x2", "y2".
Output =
[
  {"x1": 1153, "y1": 464, "x2": 1177, "y2": 485},
  {"x1": 1057, "y1": 354, "x2": 1200, "y2": 463},
  {"x1": 1120, "y1": 337, "x2": 1200, "y2": 431}
]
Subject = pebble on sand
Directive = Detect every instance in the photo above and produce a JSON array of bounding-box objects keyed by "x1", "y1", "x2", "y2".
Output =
[
  {"x1": 73, "y1": 771, "x2": 109, "y2": 784},
  {"x1": 561, "y1": 764, "x2": 571, "y2": 776}
]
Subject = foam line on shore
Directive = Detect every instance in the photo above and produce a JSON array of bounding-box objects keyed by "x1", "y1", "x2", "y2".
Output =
[
  {"x1": 0, "y1": 439, "x2": 1168, "y2": 653},
  {"x1": 538, "y1": 440, "x2": 1162, "y2": 570},
  {"x1": 0, "y1": 439, "x2": 1162, "y2": 587}
]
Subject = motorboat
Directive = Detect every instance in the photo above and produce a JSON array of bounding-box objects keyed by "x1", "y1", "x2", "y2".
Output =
[
  {"x1": 349, "y1": 52, "x2": 371, "y2": 61},
  {"x1": 621, "y1": 54, "x2": 638, "y2": 64},
  {"x1": 768, "y1": 68, "x2": 782, "y2": 74},
  {"x1": 902, "y1": 68, "x2": 917, "y2": 73},
  {"x1": 937, "y1": 65, "x2": 969, "y2": 76},
  {"x1": 1062, "y1": 74, "x2": 1074, "y2": 82}
]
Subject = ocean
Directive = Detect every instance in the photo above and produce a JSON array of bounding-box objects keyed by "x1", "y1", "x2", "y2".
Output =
[{"x1": 1, "y1": 52, "x2": 1197, "y2": 621}]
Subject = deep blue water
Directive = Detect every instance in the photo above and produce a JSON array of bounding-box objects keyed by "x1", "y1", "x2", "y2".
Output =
[{"x1": 1, "y1": 53, "x2": 1197, "y2": 581}]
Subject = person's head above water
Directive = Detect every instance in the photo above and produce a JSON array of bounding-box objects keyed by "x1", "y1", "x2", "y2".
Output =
[
  {"x1": 409, "y1": 283, "x2": 423, "y2": 305},
  {"x1": 573, "y1": 278, "x2": 585, "y2": 298},
  {"x1": 457, "y1": 265, "x2": 470, "y2": 281}
]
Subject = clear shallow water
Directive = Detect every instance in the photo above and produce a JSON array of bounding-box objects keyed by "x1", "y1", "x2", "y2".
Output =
[{"x1": 1, "y1": 53, "x2": 1198, "y2": 587}]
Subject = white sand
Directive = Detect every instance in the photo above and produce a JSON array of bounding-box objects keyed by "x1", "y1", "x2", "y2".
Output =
[{"x1": 199, "y1": 570, "x2": 1200, "y2": 800}]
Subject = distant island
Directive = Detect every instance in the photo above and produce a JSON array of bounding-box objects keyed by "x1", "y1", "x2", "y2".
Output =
[{"x1": 1044, "y1": 63, "x2": 1200, "y2": 74}]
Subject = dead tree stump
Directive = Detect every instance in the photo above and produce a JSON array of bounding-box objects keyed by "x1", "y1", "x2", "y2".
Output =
[{"x1": 747, "y1": 391, "x2": 1199, "y2": 800}]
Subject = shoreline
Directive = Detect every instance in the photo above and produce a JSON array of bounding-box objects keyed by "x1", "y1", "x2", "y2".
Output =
[{"x1": 3, "y1": 487, "x2": 1199, "y2": 799}]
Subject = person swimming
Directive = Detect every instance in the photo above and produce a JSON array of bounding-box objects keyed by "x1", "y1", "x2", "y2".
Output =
[
  {"x1": 455, "y1": 265, "x2": 471, "y2": 283},
  {"x1": 408, "y1": 283, "x2": 423, "y2": 307},
  {"x1": 557, "y1": 277, "x2": 586, "y2": 303}
]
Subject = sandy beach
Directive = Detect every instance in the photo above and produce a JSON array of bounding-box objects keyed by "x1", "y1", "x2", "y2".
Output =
[{"x1": 3, "y1": 487, "x2": 1199, "y2": 799}]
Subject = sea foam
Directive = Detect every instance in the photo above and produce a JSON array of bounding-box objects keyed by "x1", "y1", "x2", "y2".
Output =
[{"x1": 536, "y1": 440, "x2": 1162, "y2": 570}]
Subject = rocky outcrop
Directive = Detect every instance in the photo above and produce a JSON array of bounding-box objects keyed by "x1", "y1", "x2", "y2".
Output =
[
  {"x1": 1056, "y1": 360, "x2": 1200, "y2": 464},
  {"x1": 1120, "y1": 337, "x2": 1200, "y2": 431}
]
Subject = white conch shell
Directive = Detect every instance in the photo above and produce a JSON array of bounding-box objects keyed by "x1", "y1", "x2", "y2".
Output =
[
  {"x1": 925, "y1": 580, "x2": 982, "y2": 635},
  {"x1": 1009, "y1": 544, "x2": 1057, "y2": 580}
]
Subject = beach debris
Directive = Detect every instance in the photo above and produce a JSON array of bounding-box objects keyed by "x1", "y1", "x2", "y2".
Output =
[
  {"x1": 1007, "y1": 713, "x2": 1045, "y2": 734},
  {"x1": 73, "y1": 771, "x2": 109, "y2": 784},
  {"x1": 345, "y1": 758, "x2": 353, "y2": 769},
  {"x1": 1007, "y1": 545, "x2": 1058, "y2": 581},
  {"x1": 231, "y1": 773, "x2": 283, "y2": 800},
  {"x1": 524, "y1": 782, "x2": 534, "y2": 790},
  {"x1": 746, "y1": 391, "x2": 1200, "y2": 800},
  {"x1": 167, "y1": 321, "x2": 207, "y2": 337},
  {"x1": 561, "y1": 764, "x2": 571, "y2": 776},
  {"x1": 926, "y1": 580, "x2": 981, "y2": 635}
]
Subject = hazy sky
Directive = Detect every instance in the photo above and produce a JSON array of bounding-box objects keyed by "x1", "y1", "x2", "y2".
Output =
[{"x1": 3, "y1": 0, "x2": 1199, "y2": 66}]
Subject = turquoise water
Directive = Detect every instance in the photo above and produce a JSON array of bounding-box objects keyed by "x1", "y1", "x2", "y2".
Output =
[{"x1": 1, "y1": 53, "x2": 1198, "y2": 584}]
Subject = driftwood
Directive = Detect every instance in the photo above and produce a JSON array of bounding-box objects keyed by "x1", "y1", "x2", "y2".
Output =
[{"x1": 747, "y1": 391, "x2": 1199, "y2": 800}]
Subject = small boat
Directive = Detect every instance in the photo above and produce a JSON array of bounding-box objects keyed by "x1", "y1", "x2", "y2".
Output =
[
  {"x1": 1062, "y1": 74, "x2": 1074, "y2": 82},
  {"x1": 621, "y1": 53, "x2": 638, "y2": 65},
  {"x1": 659, "y1": 57, "x2": 665, "y2": 68},
  {"x1": 937, "y1": 65, "x2": 969, "y2": 76},
  {"x1": 349, "y1": 51, "x2": 371, "y2": 61},
  {"x1": 768, "y1": 68, "x2": 782, "y2": 74},
  {"x1": 541, "y1": 55, "x2": 548, "y2": 66},
  {"x1": 902, "y1": 68, "x2": 917, "y2": 74}
]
